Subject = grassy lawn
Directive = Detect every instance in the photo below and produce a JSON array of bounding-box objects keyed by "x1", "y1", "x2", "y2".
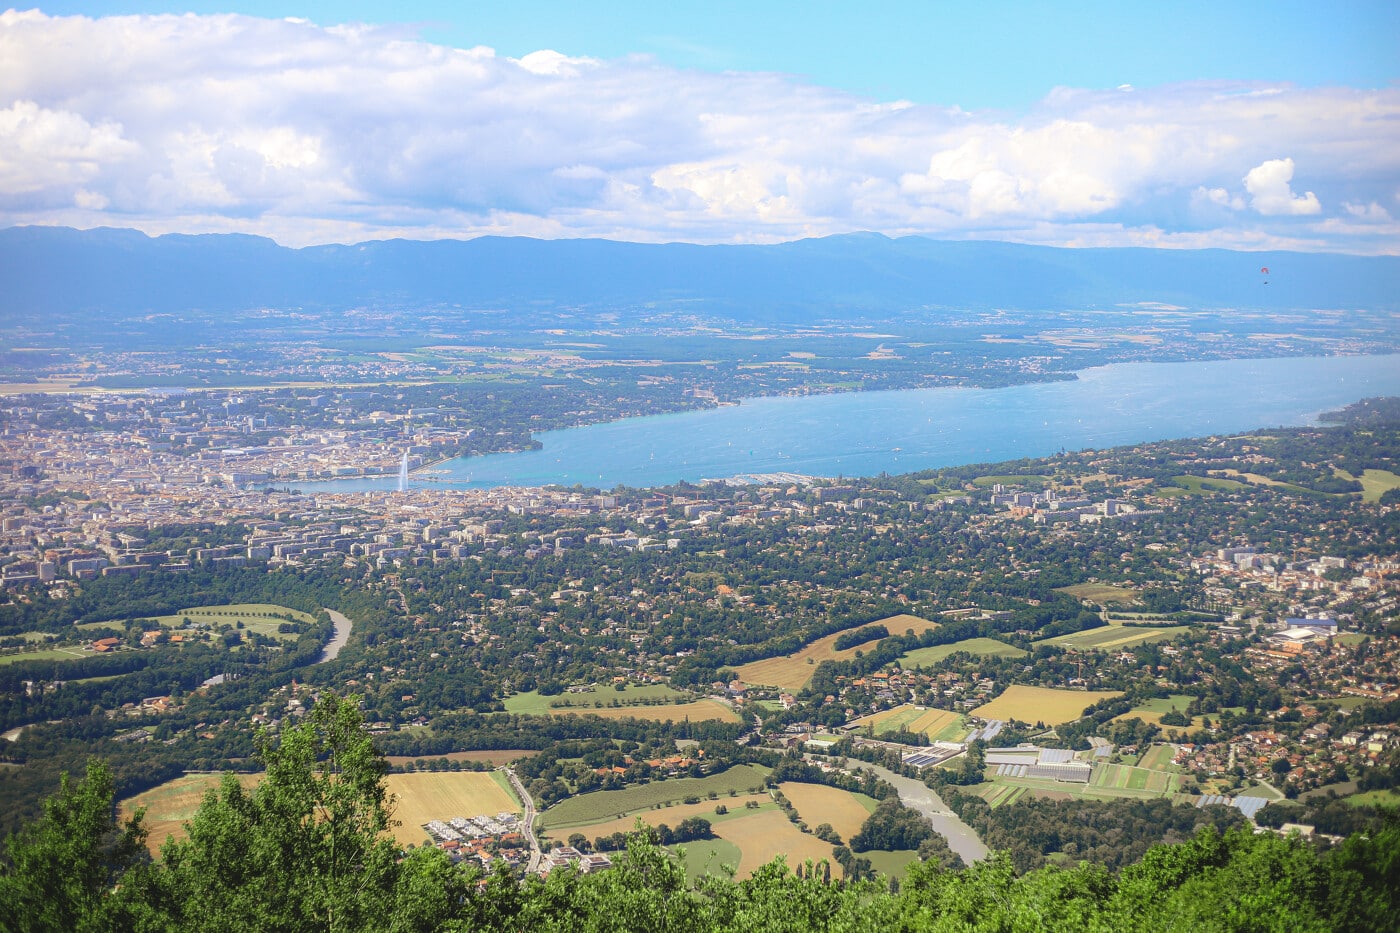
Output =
[
  {"x1": 899, "y1": 637, "x2": 1027, "y2": 669},
  {"x1": 1055, "y1": 583, "x2": 1141, "y2": 604},
  {"x1": 539, "y1": 765, "x2": 772, "y2": 831},
  {"x1": 971, "y1": 686, "x2": 1122, "y2": 725}
]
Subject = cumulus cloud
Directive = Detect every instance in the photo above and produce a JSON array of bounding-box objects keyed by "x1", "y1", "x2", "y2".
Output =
[
  {"x1": 1244, "y1": 158, "x2": 1321, "y2": 216},
  {"x1": 0, "y1": 10, "x2": 1396, "y2": 252}
]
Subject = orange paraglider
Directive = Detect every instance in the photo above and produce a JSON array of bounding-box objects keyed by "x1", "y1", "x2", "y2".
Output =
[{"x1": 1261, "y1": 266, "x2": 1269, "y2": 285}]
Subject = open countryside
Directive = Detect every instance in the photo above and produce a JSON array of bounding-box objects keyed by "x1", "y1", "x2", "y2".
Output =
[
  {"x1": 734, "y1": 614, "x2": 940, "y2": 691},
  {"x1": 970, "y1": 686, "x2": 1123, "y2": 725}
]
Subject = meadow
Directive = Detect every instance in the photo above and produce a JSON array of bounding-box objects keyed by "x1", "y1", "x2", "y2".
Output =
[
  {"x1": 120, "y1": 773, "x2": 262, "y2": 852},
  {"x1": 1054, "y1": 584, "x2": 1141, "y2": 604},
  {"x1": 734, "y1": 614, "x2": 939, "y2": 691},
  {"x1": 970, "y1": 686, "x2": 1122, "y2": 725}
]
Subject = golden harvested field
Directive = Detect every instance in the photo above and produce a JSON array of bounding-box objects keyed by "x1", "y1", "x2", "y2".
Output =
[
  {"x1": 385, "y1": 750, "x2": 534, "y2": 766},
  {"x1": 777, "y1": 783, "x2": 875, "y2": 841},
  {"x1": 547, "y1": 699, "x2": 739, "y2": 724},
  {"x1": 721, "y1": 809, "x2": 837, "y2": 878},
  {"x1": 121, "y1": 773, "x2": 261, "y2": 853},
  {"x1": 385, "y1": 772, "x2": 520, "y2": 846},
  {"x1": 971, "y1": 685, "x2": 1122, "y2": 725},
  {"x1": 544, "y1": 792, "x2": 771, "y2": 843},
  {"x1": 847, "y1": 705, "x2": 963, "y2": 741},
  {"x1": 734, "y1": 614, "x2": 940, "y2": 691}
]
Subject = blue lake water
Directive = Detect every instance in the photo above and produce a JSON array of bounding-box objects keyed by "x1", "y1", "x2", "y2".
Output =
[{"x1": 298, "y1": 354, "x2": 1400, "y2": 492}]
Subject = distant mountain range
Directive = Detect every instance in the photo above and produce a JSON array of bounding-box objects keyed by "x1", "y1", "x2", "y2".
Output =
[{"x1": 2, "y1": 226, "x2": 1397, "y2": 324}]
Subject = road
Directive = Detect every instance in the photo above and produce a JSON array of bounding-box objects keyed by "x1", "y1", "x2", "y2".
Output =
[
  {"x1": 832, "y1": 759, "x2": 990, "y2": 864},
  {"x1": 505, "y1": 767, "x2": 543, "y2": 873},
  {"x1": 314, "y1": 609, "x2": 354, "y2": 664}
]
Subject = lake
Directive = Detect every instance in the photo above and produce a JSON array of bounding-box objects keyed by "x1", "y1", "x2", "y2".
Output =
[{"x1": 296, "y1": 353, "x2": 1400, "y2": 492}]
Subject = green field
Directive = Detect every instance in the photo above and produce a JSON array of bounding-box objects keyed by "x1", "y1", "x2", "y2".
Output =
[
  {"x1": 0, "y1": 645, "x2": 91, "y2": 666},
  {"x1": 1112, "y1": 696, "x2": 1203, "y2": 730},
  {"x1": 1040, "y1": 624, "x2": 1189, "y2": 651},
  {"x1": 503, "y1": 684, "x2": 691, "y2": 715},
  {"x1": 1167, "y1": 475, "x2": 1248, "y2": 495},
  {"x1": 1352, "y1": 469, "x2": 1400, "y2": 503},
  {"x1": 671, "y1": 837, "x2": 744, "y2": 883},
  {"x1": 899, "y1": 638, "x2": 1027, "y2": 669},
  {"x1": 79, "y1": 603, "x2": 315, "y2": 643},
  {"x1": 972, "y1": 474, "x2": 1048, "y2": 488},
  {"x1": 1345, "y1": 789, "x2": 1400, "y2": 808},
  {"x1": 1091, "y1": 763, "x2": 1179, "y2": 795},
  {"x1": 1055, "y1": 584, "x2": 1141, "y2": 604},
  {"x1": 539, "y1": 765, "x2": 772, "y2": 830},
  {"x1": 847, "y1": 705, "x2": 968, "y2": 743}
]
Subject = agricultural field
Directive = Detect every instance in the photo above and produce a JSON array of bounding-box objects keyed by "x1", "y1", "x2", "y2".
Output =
[
  {"x1": 899, "y1": 637, "x2": 1027, "y2": 669},
  {"x1": 1090, "y1": 763, "x2": 1180, "y2": 797},
  {"x1": 710, "y1": 808, "x2": 838, "y2": 879},
  {"x1": 1054, "y1": 584, "x2": 1141, "y2": 604},
  {"x1": 545, "y1": 792, "x2": 773, "y2": 845},
  {"x1": 1112, "y1": 695, "x2": 1204, "y2": 730},
  {"x1": 385, "y1": 750, "x2": 534, "y2": 767},
  {"x1": 970, "y1": 686, "x2": 1122, "y2": 725},
  {"x1": 503, "y1": 684, "x2": 691, "y2": 715},
  {"x1": 970, "y1": 782, "x2": 1031, "y2": 808},
  {"x1": 776, "y1": 782, "x2": 878, "y2": 842},
  {"x1": 847, "y1": 705, "x2": 967, "y2": 743},
  {"x1": 1136, "y1": 744, "x2": 1181, "y2": 771},
  {"x1": 384, "y1": 771, "x2": 520, "y2": 847},
  {"x1": 539, "y1": 764, "x2": 772, "y2": 831},
  {"x1": 121, "y1": 773, "x2": 262, "y2": 853},
  {"x1": 1039, "y1": 623, "x2": 1189, "y2": 651},
  {"x1": 734, "y1": 614, "x2": 940, "y2": 691}
]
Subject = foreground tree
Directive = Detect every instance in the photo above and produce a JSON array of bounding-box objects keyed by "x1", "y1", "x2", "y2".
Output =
[{"x1": 0, "y1": 760, "x2": 147, "y2": 933}]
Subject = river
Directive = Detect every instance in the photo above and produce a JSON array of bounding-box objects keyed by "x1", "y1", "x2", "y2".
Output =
[
  {"x1": 292, "y1": 354, "x2": 1400, "y2": 493},
  {"x1": 315, "y1": 609, "x2": 353, "y2": 664}
]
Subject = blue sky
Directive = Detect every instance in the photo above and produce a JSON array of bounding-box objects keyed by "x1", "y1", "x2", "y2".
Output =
[
  {"x1": 34, "y1": 1, "x2": 1400, "y2": 109},
  {"x1": 2, "y1": 4, "x2": 1397, "y2": 251}
]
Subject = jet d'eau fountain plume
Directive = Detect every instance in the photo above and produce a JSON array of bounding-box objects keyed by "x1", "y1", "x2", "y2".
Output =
[{"x1": 398, "y1": 451, "x2": 409, "y2": 493}]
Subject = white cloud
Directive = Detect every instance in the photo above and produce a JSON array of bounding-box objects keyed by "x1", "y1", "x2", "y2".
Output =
[
  {"x1": 1244, "y1": 158, "x2": 1321, "y2": 216},
  {"x1": 0, "y1": 11, "x2": 1395, "y2": 252}
]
